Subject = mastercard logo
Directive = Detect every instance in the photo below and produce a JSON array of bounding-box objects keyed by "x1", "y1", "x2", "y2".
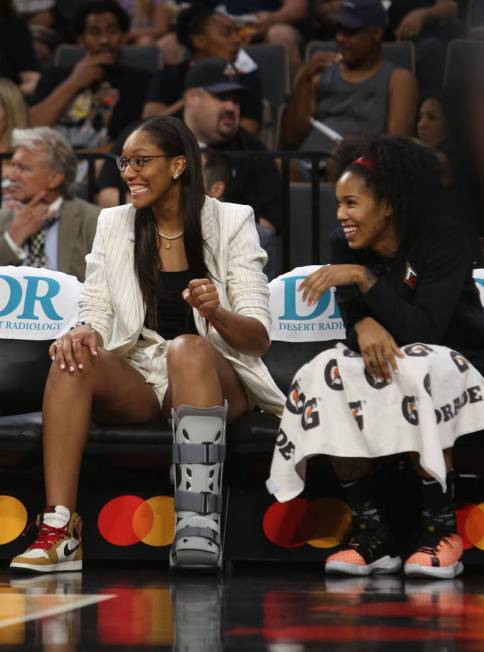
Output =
[
  {"x1": 263, "y1": 497, "x2": 352, "y2": 549},
  {"x1": 2, "y1": 493, "x2": 484, "y2": 554},
  {"x1": 98, "y1": 496, "x2": 175, "y2": 547},
  {"x1": 457, "y1": 503, "x2": 484, "y2": 551},
  {"x1": 263, "y1": 499, "x2": 484, "y2": 552},
  {"x1": 0, "y1": 496, "x2": 27, "y2": 545}
]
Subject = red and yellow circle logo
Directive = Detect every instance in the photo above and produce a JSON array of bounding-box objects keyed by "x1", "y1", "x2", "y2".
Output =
[
  {"x1": 263, "y1": 497, "x2": 352, "y2": 549},
  {"x1": 0, "y1": 496, "x2": 27, "y2": 545},
  {"x1": 98, "y1": 496, "x2": 175, "y2": 547},
  {"x1": 457, "y1": 503, "x2": 484, "y2": 550}
]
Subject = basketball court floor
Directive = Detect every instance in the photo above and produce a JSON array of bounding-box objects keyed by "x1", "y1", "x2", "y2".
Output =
[{"x1": 1, "y1": 565, "x2": 484, "y2": 650}]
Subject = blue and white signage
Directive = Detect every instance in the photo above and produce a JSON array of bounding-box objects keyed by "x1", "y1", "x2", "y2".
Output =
[
  {"x1": 269, "y1": 265, "x2": 346, "y2": 342},
  {"x1": 474, "y1": 269, "x2": 484, "y2": 306},
  {"x1": 270, "y1": 267, "x2": 484, "y2": 343},
  {"x1": 0, "y1": 266, "x2": 81, "y2": 340}
]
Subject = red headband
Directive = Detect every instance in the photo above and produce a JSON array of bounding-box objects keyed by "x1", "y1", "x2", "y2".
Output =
[{"x1": 353, "y1": 155, "x2": 377, "y2": 173}]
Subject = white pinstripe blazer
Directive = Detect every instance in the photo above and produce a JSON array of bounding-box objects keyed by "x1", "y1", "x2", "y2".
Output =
[{"x1": 78, "y1": 196, "x2": 285, "y2": 416}]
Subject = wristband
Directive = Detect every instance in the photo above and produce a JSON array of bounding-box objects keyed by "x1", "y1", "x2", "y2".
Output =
[{"x1": 69, "y1": 321, "x2": 93, "y2": 331}]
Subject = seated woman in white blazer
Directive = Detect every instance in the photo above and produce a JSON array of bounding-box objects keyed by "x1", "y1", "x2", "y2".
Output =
[{"x1": 11, "y1": 116, "x2": 285, "y2": 573}]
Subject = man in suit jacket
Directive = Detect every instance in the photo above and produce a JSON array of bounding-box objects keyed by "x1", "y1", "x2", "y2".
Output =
[{"x1": 0, "y1": 127, "x2": 99, "y2": 282}]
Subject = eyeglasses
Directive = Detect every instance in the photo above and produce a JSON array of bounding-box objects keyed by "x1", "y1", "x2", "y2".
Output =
[{"x1": 115, "y1": 155, "x2": 169, "y2": 172}]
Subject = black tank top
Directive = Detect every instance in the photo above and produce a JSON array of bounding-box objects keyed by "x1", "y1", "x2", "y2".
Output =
[{"x1": 152, "y1": 270, "x2": 197, "y2": 340}]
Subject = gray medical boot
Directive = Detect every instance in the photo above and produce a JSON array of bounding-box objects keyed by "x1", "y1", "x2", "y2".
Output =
[{"x1": 170, "y1": 402, "x2": 227, "y2": 570}]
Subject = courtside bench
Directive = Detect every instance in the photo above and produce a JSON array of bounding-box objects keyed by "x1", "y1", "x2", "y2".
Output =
[
  {"x1": 0, "y1": 338, "x2": 483, "y2": 565},
  {"x1": 0, "y1": 265, "x2": 483, "y2": 564}
]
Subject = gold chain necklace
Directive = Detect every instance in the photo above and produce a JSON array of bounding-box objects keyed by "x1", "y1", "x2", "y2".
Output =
[{"x1": 155, "y1": 226, "x2": 184, "y2": 250}]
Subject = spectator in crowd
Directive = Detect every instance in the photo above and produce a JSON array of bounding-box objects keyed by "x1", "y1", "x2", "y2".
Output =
[
  {"x1": 0, "y1": 127, "x2": 100, "y2": 281},
  {"x1": 0, "y1": 0, "x2": 41, "y2": 96},
  {"x1": 143, "y1": 3, "x2": 263, "y2": 136},
  {"x1": 0, "y1": 78, "x2": 29, "y2": 178},
  {"x1": 117, "y1": 0, "x2": 171, "y2": 45},
  {"x1": 0, "y1": 77, "x2": 30, "y2": 209},
  {"x1": 29, "y1": 0, "x2": 152, "y2": 155},
  {"x1": 202, "y1": 149, "x2": 232, "y2": 200},
  {"x1": 97, "y1": 59, "x2": 283, "y2": 279},
  {"x1": 417, "y1": 95, "x2": 448, "y2": 151},
  {"x1": 281, "y1": 0, "x2": 418, "y2": 157},
  {"x1": 416, "y1": 94, "x2": 451, "y2": 186},
  {"x1": 219, "y1": 0, "x2": 309, "y2": 83},
  {"x1": 387, "y1": 0, "x2": 459, "y2": 96},
  {"x1": 9, "y1": 116, "x2": 284, "y2": 574}
]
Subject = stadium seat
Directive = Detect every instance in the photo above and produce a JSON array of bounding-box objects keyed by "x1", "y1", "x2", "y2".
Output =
[
  {"x1": 54, "y1": 44, "x2": 162, "y2": 72},
  {"x1": 305, "y1": 40, "x2": 416, "y2": 73},
  {"x1": 468, "y1": 26, "x2": 484, "y2": 39},
  {"x1": 467, "y1": 0, "x2": 484, "y2": 28},
  {"x1": 289, "y1": 182, "x2": 338, "y2": 267},
  {"x1": 245, "y1": 44, "x2": 289, "y2": 111},
  {"x1": 245, "y1": 44, "x2": 289, "y2": 148},
  {"x1": 443, "y1": 39, "x2": 484, "y2": 88}
]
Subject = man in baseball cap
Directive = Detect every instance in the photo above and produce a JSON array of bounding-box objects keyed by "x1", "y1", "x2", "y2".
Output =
[
  {"x1": 183, "y1": 57, "x2": 282, "y2": 278},
  {"x1": 281, "y1": 0, "x2": 417, "y2": 153},
  {"x1": 184, "y1": 58, "x2": 249, "y2": 144},
  {"x1": 332, "y1": 0, "x2": 388, "y2": 30},
  {"x1": 184, "y1": 58, "x2": 248, "y2": 95}
]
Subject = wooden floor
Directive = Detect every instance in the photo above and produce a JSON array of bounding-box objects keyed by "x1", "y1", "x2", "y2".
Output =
[{"x1": 2, "y1": 564, "x2": 484, "y2": 650}]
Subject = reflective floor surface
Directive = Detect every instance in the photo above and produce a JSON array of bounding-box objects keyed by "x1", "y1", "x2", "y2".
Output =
[{"x1": 2, "y1": 564, "x2": 484, "y2": 650}]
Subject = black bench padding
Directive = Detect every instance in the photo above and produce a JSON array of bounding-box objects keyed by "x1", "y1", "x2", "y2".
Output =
[{"x1": 0, "y1": 338, "x2": 481, "y2": 474}]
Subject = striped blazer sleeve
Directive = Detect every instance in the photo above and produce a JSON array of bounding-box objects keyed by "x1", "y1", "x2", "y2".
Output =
[
  {"x1": 224, "y1": 204, "x2": 272, "y2": 336},
  {"x1": 77, "y1": 210, "x2": 114, "y2": 345}
]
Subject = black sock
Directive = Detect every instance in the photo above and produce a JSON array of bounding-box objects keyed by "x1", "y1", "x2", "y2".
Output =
[
  {"x1": 340, "y1": 476, "x2": 382, "y2": 529},
  {"x1": 420, "y1": 473, "x2": 456, "y2": 534}
]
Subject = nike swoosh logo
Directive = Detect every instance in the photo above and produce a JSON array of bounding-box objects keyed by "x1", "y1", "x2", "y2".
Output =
[{"x1": 63, "y1": 541, "x2": 80, "y2": 557}]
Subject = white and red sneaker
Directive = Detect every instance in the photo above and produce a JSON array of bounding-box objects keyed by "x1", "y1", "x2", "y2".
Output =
[{"x1": 10, "y1": 506, "x2": 82, "y2": 573}]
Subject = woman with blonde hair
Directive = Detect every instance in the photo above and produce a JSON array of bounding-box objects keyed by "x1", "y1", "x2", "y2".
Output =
[
  {"x1": 0, "y1": 77, "x2": 29, "y2": 152},
  {"x1": 0, "y1": 77, "x2": 29, "y2": 205}
]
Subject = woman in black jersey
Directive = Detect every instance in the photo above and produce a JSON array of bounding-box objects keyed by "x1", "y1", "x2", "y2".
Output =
[
  {"x1": 269, "y1": 135, "x2": 484, "y2": 580},
  {"x1": 10, "y1": 116, "x2": 284, "y2": 574}
]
